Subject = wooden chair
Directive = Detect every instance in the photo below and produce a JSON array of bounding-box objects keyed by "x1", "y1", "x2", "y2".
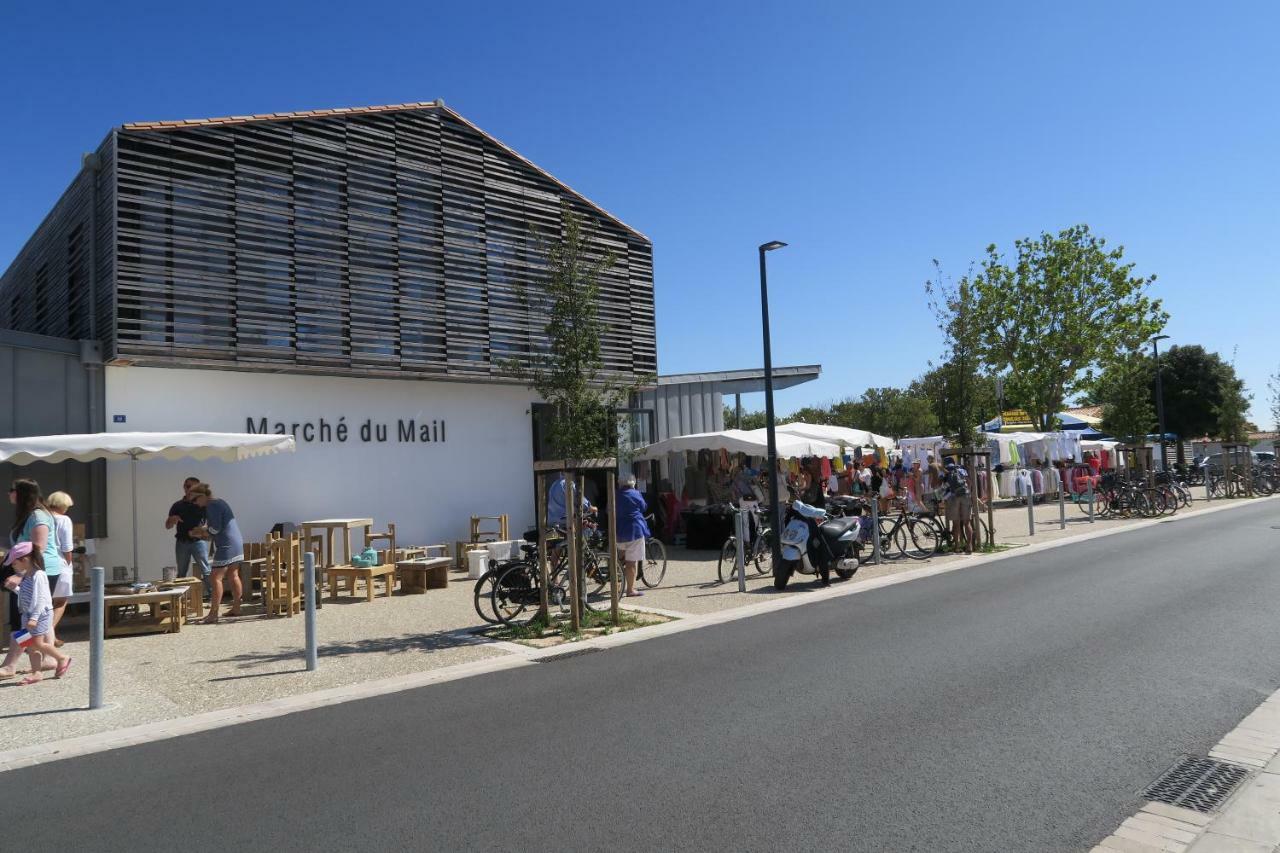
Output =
[
  {"x1": 470, "y1": 514, "x2": 508, "y2": 543},
  {"x1": 264, "y1": 535, "x2": 303, "y2": 617}
]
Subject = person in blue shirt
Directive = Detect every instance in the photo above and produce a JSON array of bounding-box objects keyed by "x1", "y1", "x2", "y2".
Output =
[
  {"x1": 189, "y1": 483, "x2": 245, "y2": 623},
  {"x1": 547, "y1": 474, "x2": 592, "y2": 529},
  {"x1": 615, "y1": 474, "x2": 651, "y2": 597}
]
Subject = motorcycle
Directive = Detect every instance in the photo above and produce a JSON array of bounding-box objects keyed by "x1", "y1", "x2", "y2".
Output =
[{"x1": 774, "y1": 499, "x2": 862, "y2": 590}]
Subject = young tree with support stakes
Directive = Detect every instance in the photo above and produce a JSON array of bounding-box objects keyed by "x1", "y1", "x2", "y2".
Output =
[
  {"x1": 968, "y1": 225, "x2": 1167, "y2": 431},
  {"x1": 508, "y1": 206, "x2": 643, "y2": 629}
]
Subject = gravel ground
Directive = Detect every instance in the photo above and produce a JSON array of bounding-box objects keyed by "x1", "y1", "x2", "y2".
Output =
[{"x1": 0, "y1": 485, "x2": 1231, "y2": 750}]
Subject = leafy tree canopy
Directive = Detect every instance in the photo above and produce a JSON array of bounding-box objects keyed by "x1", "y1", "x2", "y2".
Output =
[
  {"x1": 969, "y1": 224, "x2": 1167, "y2": 430},
  {"x1": 1097, "y1": 349, "x2": 1155, "y2": 444}
]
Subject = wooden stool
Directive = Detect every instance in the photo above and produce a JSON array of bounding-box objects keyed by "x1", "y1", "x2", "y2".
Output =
[
  {"x1": 397, "y1": 558, "x2": 451, "y2": 593},
  {"x1": 470, "y1": 514, "x2": 509, "y2": 543}
]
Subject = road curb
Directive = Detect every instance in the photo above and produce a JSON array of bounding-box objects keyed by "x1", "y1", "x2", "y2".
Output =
[{"x1": 2, "y1": 494, "x2": 1274, "y2": 774}]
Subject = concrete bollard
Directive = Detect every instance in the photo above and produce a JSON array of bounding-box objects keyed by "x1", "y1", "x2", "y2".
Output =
[
  {"x1": 735, "y1": 509, "x2": 748, "y2": 593},
  {"x1": 304, "y1": 551, "x2": 318, "y2": 672},
  {"x1": 870, "y1": 496, "x2": 882, "y2": 564},
  {"x1": 90, "y1": 566, "x2": 104, "y2": 709}
]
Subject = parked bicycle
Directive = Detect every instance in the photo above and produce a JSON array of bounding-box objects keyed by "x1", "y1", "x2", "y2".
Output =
[{"x1": 717, "y1": 503, "x2": 773, "y2": 583}]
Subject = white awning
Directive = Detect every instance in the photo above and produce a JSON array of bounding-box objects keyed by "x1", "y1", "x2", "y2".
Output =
[
  {"x1": 775, "y1": 422, "x2": 896, "y2": 449},
  {"x1": 0, "y1": 431, "x2": 296, "y2": 466},
  {"x1": 0, "y1": 432, "x2": 296, "y2": 575},
  {"x1": 634, "y1": 429, "x2": 841, "y2": 460}
]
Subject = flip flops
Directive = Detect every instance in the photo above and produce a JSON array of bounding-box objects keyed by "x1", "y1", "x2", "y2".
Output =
[
  {"x1": 55, "y1": 657, "x2": 72, "y2": 678},
  {"x1": 19, "y1": 675, "x2": 42, "y2": 686}
]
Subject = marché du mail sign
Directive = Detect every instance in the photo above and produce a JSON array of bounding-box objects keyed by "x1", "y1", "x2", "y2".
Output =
[{"x1": 246, "y1": 416, "x2": 447, "y2": 445}]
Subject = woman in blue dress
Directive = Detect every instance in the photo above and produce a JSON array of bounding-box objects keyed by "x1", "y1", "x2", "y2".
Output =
[{"x1": 189, "y1": 483, "x2": 244, "y2": 623}]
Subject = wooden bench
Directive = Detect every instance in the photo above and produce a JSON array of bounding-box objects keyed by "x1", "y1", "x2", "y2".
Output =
[
  {"x1": 102, "y1": 589, "x2": 190, "y2": 637},
  {"x1": 325, "y1": 563, "x2": 396, "y2": 602},
  {"x1": 397, "y1": 557, "x2": 452, "y2": 593}
]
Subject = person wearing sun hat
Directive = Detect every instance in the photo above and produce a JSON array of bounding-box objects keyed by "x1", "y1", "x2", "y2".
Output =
[{"x1": 4, "y1": 540, "x2": 71, "y2": 685}]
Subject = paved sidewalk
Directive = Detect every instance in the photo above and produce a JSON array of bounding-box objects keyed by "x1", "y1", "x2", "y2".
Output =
[
  {"x1": 0, "y1": 487, "x2": 1259, "y2": 756},
  {"x1": 1094, "y1": 688, "x2": 1280, "y2": 852}
]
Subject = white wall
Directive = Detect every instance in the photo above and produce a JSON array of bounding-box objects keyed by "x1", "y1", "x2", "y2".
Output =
[{"x1": 100, "y1": 366, "x2": 536, "y2": 579}]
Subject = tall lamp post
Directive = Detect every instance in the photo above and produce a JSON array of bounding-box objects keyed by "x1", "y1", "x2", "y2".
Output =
[
  {"x1": 759, "y1": 240, "x2": 787, "y2": 576},
  {"x1": 1151, "y1": 334, "x2": 1170, "y2": 471}
]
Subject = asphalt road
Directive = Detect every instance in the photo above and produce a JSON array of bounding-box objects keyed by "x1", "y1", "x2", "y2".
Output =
[{"x1": 6, "y1": 501, "x2": 1280, "y2": 852}]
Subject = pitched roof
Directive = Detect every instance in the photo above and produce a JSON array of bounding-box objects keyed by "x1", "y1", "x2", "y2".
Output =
[{"x1": 120, "y1": 100, "x2": 647, "y2": 241}]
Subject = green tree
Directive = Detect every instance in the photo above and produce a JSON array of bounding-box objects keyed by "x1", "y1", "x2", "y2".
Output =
[
  {"x1": 1097, "y1": 349, "x2": 1155, "y2": 444},
  {"x1": 1214, "y1": 362, "x2": 1252, "y2": 442},
  {"x1": 836, "y1": 387, "x2": 939, "y2": 439},
  {"x1": 509, "y1": 208, "x2": 634, "y2": 459},
  {"x1": 925, "y1": 261, "x2": 989, "y2": 446},
  {"x1": 722, "y1": 406, "x2": 768, "y2": 431},
  {"x1": 912, "y1": 363, "x2": 998, "y2": 444},
  {"x1": 969, "y1": 225, "x2": 1167, "y2": 430},
  {"x1": 1148, "y1": 344, "x2": 1235, "y2": 440}
]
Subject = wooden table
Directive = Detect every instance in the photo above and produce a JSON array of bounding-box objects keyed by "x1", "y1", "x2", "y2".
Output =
[
  {"x1": 396, "y1": 558, "x2": 452, "y2": 593},
  {"x1": 101, "y1": 589, "x2": 190, "y2": 637},
  {"x1": 325, "y1": 563, "x2": 396, "y2": 602},
  {"x1": 300, "y1": 519, "x2": 374, "y2": 569}
]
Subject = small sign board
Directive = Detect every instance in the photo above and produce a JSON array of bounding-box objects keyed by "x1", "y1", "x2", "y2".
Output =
[{"x1": 113, "y1": 415, "x2": 126, "y2": 423}]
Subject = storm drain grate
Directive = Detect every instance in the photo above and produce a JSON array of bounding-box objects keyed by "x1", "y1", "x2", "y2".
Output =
[
  {"x1": 1143, "y1": 756, "x2": 1250, "y2": 813},
  {"x1": 534, "y1": 647, "x2": 604, "y2": 664}
]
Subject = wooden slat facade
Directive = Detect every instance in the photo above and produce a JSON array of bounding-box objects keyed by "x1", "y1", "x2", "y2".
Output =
[{"x1": 1, "y1": 105, "x2": 656, "y2": 383}]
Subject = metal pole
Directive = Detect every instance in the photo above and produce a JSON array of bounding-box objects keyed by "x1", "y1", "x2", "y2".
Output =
[
  {"x1": 535, "y1": 473, "x2": 550, "y2": 620},
  {"x1": 735, "y1": 509, "x2": 747, "y2": 593},
  {"x1": 1153, "y1": 336, "x2": 1168, "y2": 472},
  {"x1": 130, "y1": 453, "x2": 139, "y2": 582},
  {"x1": 735, "y1": 393, "x2": 742, "y2": 430},
  {"x1": 607, "y1": 470, "x2": 619, "y2": 626},
  {"x1": 1027, "y1": 488, "x2": 1035, "y2": 536},
  {"x1": 870, "y1": 492, "x2": 882, "y2": 564},
  {"x1": 304, "y1": 551, "x2": 317, "y2": 671},
  {"x1": 566, "y1": 473, "x2": 581, "y2": 631},
  {"x1": 1058, "y1": 467, "x2": 1066, "y2": 530},
  {"x1": 760, "y1": 242, "x2": 786, "y2": 575},
  {"x1": 89, "y1": 565, "x2": 104, "y2": 709},
  {"x1": 1088, "y1": 476, "x2": 1095, "y2": 522}
]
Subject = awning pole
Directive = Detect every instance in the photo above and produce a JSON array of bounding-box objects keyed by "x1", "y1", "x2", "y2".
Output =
[{"x1": 131, "y1": 452, "x2": 139, "y2": 581}]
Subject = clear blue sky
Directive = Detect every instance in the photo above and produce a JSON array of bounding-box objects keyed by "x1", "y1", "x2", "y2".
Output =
[{"x1": 3, "y1": 1, "x2": 1277, "y2": 427}]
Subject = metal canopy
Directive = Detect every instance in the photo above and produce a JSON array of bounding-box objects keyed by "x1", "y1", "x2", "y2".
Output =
[{"x1": 653, "y1": 364, "x2": 821, "y2": 395}]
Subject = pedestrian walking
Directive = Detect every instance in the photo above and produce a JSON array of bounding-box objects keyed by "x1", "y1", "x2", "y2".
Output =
[
  {"x1": 45, "y1": 490, "x2": 76, "y2": 645},
  {"x1": 615, "y1": 474, "x2": 650, "y2": 597},
  {"x1": 5, "y1": 541, "x2": 71, "y2": 685},
  {"x1": 188, "y1": 484, "x2": 244, "y2": 623}
]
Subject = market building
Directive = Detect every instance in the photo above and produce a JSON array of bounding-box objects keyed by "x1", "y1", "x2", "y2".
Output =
[{"x1": 0, "y1": 100, "x2": 657, "y2": 577}]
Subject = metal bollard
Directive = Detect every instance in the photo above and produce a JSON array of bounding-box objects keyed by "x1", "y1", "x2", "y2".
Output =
[
  {"x1": 1088, "y1": 479, "x2": 1095, "y2": 522},
  {"x1": 1059, "y1": 482, "x2": 1066, "y2": 530},
  {"x1": 735, "y1": 510, "x2": 747, "y2": 593},
  {"x1": 304, "y1": 551, "x2": 318, "y2": 672},
  {"x1": 90, "y1": 566, "x2": 104, "y2": 709},
  {"x1": 870, "y1": 496, "x2": 882, "y2": 565},
  {"x1": 1027, "y1": 493, "x2": 1035, "y2": 536}
]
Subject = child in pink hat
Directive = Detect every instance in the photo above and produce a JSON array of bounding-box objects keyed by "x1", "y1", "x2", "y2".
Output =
[{"x1": 5, "y1": 541, "x2": 71, "y2": 685}]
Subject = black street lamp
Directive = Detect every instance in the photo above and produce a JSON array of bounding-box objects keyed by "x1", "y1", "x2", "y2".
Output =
[
  {"x1": 1152, "y1": 334, "x2": 1170, "y2": 470},
  {"x1": 758, "y1": 240, "x2": 787, "y2": 577}
]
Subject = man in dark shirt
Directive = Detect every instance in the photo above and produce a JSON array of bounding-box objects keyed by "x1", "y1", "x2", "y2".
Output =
[{"x1": 165, "y1": 476, "x2": 209, "y2": 598}]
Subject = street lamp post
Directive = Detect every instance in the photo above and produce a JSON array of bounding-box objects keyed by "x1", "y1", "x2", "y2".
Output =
[
  {"x1": 1152, "y1": 335, "x2": 1170, "y2": 471},
  {"x1": 759, "y1": 240, "x2": 787, "y2": 575}
]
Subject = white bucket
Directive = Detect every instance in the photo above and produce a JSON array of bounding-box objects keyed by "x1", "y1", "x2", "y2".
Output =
[{"x1": 467, "y1": 549, "x2": 489, "y2": 580}]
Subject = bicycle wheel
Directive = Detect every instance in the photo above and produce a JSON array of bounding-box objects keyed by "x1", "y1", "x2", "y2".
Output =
[
  {"x1": 491, "y1": 563, "x2": 539, "y2": 626},
  {"x1": 717, "y1": 538, "x2": 739, "y2": 584},
  {"x1": 752, "y1": 531, "x2": 773, "y2": 575},
  {"x1": 473, "y1": 565, "x2": 507, "y2": 624},
  {"x1": 903, "y1": 516, "x2": 939, "y2": 560},
  {"x1": 641, "y1": 537, "x2": 667, "y2": 587},
  {"x1": 877, "y1": 517, "x2": 903, "y2": 560}
]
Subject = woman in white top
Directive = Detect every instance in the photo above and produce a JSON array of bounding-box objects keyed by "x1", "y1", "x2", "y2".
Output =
[{"x1": 45, "y1": 491, "x2": 76, "y2": 645}]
